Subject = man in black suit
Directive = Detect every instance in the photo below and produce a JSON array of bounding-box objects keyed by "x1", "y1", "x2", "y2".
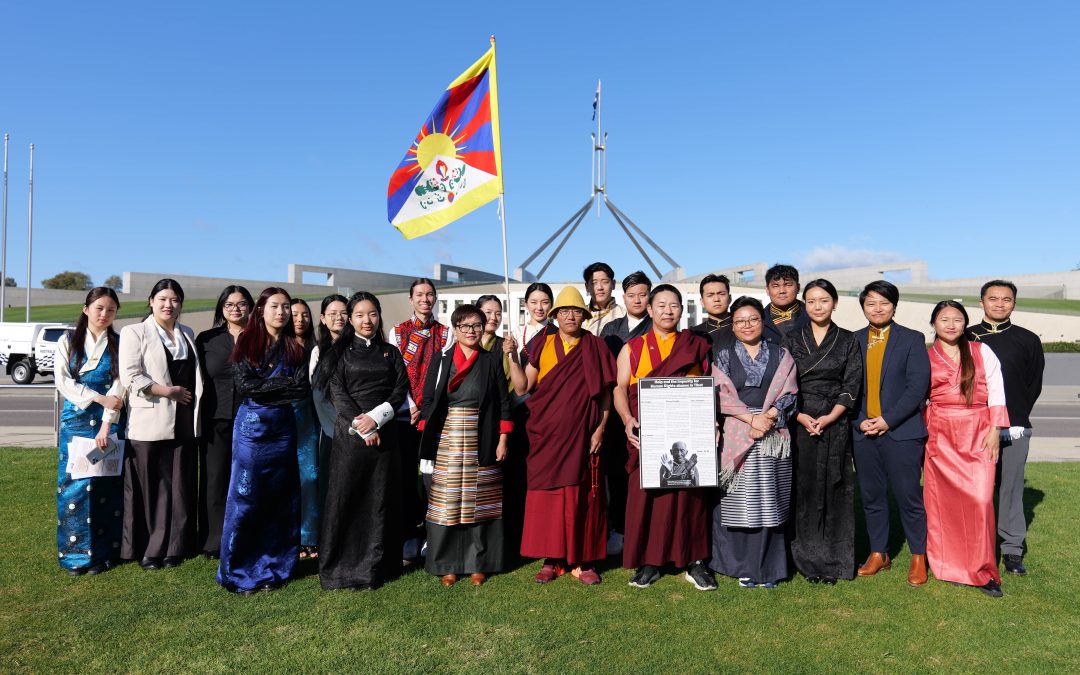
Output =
[
  {"x1": 762, "y1": 264, "x2": 810, "y2": 345},
  {"x1": 599, "y1": 270, "x2": 653, "y2": 555},
  {"x1": 851, "y1": 280, "x2": 931, "y2": 587}
]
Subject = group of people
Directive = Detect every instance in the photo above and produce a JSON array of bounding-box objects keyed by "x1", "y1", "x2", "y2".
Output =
[{"x1": 53, "y1": 262, "x2": 1043, "y2": 599}]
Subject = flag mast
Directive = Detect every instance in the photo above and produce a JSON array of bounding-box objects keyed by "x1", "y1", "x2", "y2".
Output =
[{"x1": 489, "y1": 34, "x2": 514, "y2": 335}]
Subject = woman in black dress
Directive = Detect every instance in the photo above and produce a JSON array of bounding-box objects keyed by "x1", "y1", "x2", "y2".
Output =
[
  {"x1": 196, "y1": 285, "x2": 253, "y2": 559},
  {"x1": 316, "y1": 292, "x2": 409, "y2": 590},
  {"x1": 781, "y1": 279, "x2": 862, "y2": 584}
]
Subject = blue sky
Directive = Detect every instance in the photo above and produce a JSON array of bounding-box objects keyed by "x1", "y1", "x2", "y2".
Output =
[{"x1": 2, "y1": 1, "x2": 1078, "y2": 290}]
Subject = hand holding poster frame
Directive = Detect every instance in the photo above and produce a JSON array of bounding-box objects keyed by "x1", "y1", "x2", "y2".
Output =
[{"x1": 637, "y1": 377, "x2": 718, "y2": 489}]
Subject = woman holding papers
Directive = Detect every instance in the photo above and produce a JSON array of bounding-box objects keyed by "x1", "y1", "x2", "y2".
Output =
[
  {"x1": 317, "y1": 292, "x2": 409, "y2": 591},
  {"x1": 54, "y1": 287, "x2": 125, "y2": 576},
  {"x1": 216, "y1": 288, "x2": 309, "y2": 595}
]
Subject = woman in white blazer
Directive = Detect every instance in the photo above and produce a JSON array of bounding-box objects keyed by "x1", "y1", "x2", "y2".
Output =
[{"x1": 119, "y1": 279, "x2": 204, "y2": 570}]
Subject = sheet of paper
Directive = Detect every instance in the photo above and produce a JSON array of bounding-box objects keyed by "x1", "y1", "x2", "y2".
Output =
[
  {"x1": 637, "y1": 377, "x2": 718, "y2": 489},
  {"x1": 67, "y1": 435, "x2": 124, "y2": 479}
]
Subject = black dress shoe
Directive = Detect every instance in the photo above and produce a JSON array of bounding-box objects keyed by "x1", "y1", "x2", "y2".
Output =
[
  {"x1": 162, "y1": 556, "x2": 182, "y2": 568},
  {"x1": 203, "y1": 551, "x2": 220, "y2": 561},
  {"x1": 236, "y1": 588, "x2": 257, "y2": 596},
  {"x1": 821, "y1": 577, "x2": 837, "y2": 585},
  {"x1": 979, "y1": 579, "x2": 1004, "y2": 598},
  {"x1": 67, "y1": 568, "x2": 87, "y2": 577},
  {"x1": 140, "y1": 557, "x2": 162, "y2": 570},
  {"x1": 805, "y1": 575, "x2": 822, "y2": 584},
  {"x1": 85, "y1": 563, "x2": 108, "y2": 576},
  {"x1": 1003, "y1": 554, "x2": 1026, "y2": 576}
]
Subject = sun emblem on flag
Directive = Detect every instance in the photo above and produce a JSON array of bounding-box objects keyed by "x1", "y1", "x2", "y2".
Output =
[{"x1": 408, "y1": 120, "x2": 469, "y2": 209}]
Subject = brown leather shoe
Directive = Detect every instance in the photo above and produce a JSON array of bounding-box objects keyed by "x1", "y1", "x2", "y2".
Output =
[
  {"x1": 470, "y1": 573, "x2": 486, "y2": 586},
  {"x1": 907, "y1": 554, "x2": 927, "y2": 587},
  {"x1": 441, "y1": 574, "x2": 457, "y2": 587},
  {"x1": 858, "y1": 552, "x2": 891, "y2": 576}
]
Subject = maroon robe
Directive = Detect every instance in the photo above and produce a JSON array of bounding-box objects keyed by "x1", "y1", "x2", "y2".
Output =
[
  {"x1": 623, "y1": 330, "x2": 712, "y2": 569},
  {"x1": 520, "y1": 332, "x2": 615, "y2": 565}
]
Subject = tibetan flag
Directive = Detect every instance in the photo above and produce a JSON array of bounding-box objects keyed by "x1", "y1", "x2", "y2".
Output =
[{"x1": 387, "y1": 45, "x2": 502, "y2": 239}]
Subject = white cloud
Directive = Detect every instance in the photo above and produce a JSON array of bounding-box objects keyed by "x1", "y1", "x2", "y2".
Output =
[{"x1": 796, "y1": 245, "x2": 908, "y2": 271}]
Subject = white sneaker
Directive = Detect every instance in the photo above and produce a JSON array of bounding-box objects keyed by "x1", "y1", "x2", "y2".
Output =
[
  {"x1": 606, "y1": 531, "x2": 624, "y2": 556},
  {"x1": 419, "y1": 539, "x2": 428, "y2": 558}
]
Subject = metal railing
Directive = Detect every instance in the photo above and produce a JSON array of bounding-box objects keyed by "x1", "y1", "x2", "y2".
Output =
[{"x1": 0, "y1": 383, "x2": 61, "y2": 445}]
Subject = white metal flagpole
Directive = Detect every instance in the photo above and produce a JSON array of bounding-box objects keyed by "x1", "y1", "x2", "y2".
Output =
[
  {"x1": 25, "y1": 143, "x2": 33, "y2": 322},
  {"x1": 1, "y1": 133, "x2": 8, "y2": 321}
]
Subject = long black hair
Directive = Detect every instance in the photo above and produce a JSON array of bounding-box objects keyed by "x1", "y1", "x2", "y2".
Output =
[
  {"x1": 314, "y1": 291, "x2": 384, "y2": 397},
  {"x1": 211, "y1": 285, "x2": 254, "y2": 328},
  {"x1": 68, "y1": 287, "x2": 121, "y2": 380},
  {"x1": 931, "y1": 300, "x2": 975, "y2": 405},
  {"x1": 316, "y1": 293, "x2": 349, "y2": 356},
  {"x1": 144, "y1": 278, "x2": 185, "y2": 319},
  {"x1": 291, "y1": 298, "x2": 315, "y2": 351}
]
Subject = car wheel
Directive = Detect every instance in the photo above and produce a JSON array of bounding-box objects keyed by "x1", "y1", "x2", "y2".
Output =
[{"x1": 11, "y1": 359, "x2": 36, "y2": 385}]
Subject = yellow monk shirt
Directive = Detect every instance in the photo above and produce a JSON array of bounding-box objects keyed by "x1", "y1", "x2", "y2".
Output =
[
  {"x1": 629, "y1": 331, "x2": 703, "y2": 386},
  {"x1": 865, "y1": 325, "x2": 891, "y2": 419},
  {"x1": 537, "y1": 333, "x2": 579, "y2": 384}
]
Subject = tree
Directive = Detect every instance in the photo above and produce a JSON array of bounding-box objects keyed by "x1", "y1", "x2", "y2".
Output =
[
  {"x1": 42, "y1": 271, "x2": 93, "y2": 291},
  {"x1": 3, "y1": 276, "x2": 14, "y2": 287},
  {"x1": 103, "y1": 275, "x2": 123, "y2": 291}
]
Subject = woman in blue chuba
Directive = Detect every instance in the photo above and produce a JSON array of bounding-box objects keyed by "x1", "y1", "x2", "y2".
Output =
[
  {"x1": 217, "y1": 287, "x2": 310, "y2": 595},
  {"x1": 291, "y1": 297, "x2": 322, "y2": 559},
  {"x1": 54, "y1": 287, "x2": 125, "y2": 575}
]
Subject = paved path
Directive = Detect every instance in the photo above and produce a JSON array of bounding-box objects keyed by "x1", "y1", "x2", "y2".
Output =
[{"x1": 4, "y1": 359, "x2": 1079, "y2": 456}]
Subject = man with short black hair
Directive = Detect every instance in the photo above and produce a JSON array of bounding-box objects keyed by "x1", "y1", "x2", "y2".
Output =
[
  {"x1": 968, "y1": 280, "x2": 1044, "y2": 576},
  {"x1": 690, "y1": 274, "x2": 734, "y2": 355},
  {"x1": 762, "y1": 264, "x2": 809, "y2": 344},
  {"x1": 583, "y1": 262, "x2": 626, "y2": 336},
  {"x1": 599, "y1": 270, "x2": 653, "y2": 555}
]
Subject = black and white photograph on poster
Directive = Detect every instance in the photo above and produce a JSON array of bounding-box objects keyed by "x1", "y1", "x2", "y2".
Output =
[{"x1": 637, "y1": 377, "x2": 717, "y2": 489}]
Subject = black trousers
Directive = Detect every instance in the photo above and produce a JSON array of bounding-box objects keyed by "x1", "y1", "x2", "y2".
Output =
[
  {"x1": 122, "y1": 438, "x2": 197, "y2": 560},
  {"x1": 395, "y1": 420, "x2": 426, "y2": 543},
  {"x1": 198, "y1": 418, "x2": 233, "y2": 554},
  {"x1": 853, "y1": 434, "x2": 927, "y2": 555}
]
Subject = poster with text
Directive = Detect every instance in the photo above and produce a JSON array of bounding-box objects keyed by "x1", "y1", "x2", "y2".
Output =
[{"x1": 637, "y1": 377, "x2": 717, "y2": 489}]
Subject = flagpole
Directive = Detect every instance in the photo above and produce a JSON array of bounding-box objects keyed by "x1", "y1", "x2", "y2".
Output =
[
  {"x1": 1, "y1": 133, "x2": 9, "y2": 321},
  {"x1": 490, "y1": 35, "x2": 514, "y2": 337}
]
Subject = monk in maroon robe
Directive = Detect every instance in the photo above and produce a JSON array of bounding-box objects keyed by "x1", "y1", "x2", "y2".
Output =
[
  {"x1": 514, "y1": 287, "x2": 615, "y2": 585},
  {"x1": 614, "y1": 284, "x2": 717, "y2": 590}
]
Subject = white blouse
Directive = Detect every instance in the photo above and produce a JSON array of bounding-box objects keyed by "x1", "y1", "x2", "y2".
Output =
[
  {"x1": 154, "y1": 320, "x2": 189, "y2": 360},
  {"x1": 55, "y1": 331, "x2": 123, "y2": 424}
]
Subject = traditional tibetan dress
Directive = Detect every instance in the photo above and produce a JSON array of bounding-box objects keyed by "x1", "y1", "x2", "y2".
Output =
[
  {"x1": 783, "y1": 323, "x2": 862, "y2": 580},
  {"x1": 54, "y1": 332, "x2": 123, "y2": 572},
  {"x1": 924, "y1": 341, "x2": 1008, "y2": 587},
  {"x1": 217, "y1": 343, "x2": 309, "y2": 593},
  {"x1": 710, "y1": 341, "x2": 798, "y2": 584}
]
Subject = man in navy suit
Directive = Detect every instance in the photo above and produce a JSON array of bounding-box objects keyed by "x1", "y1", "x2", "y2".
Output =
[{"x1": 851, "y1": 280, "x2": 931, "y2": 587}]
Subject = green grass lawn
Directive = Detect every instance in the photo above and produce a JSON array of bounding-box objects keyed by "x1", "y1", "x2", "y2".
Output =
[
  {"x1": 2, "y1": 448, "x2": 1078, "y2": 673},
  {"x1": 899, "y1": 293, "x2": 1080, "y2": 317}
]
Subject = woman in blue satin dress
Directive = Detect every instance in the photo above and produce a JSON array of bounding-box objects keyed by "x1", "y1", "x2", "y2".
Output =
[
  {"x1": 291, "y1": 297, "x2": 321, "y2": 559},
  {"x1": 217, "y1": 287, "x2": 310, "y2": 595},
  {"x1": 54, "y1": 287, "x2": 125, "y2": 575}
]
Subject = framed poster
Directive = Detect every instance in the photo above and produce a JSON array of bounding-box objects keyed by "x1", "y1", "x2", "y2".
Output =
[{"x1": 637, "y1": 377, "x2": 717, "y2": 489}]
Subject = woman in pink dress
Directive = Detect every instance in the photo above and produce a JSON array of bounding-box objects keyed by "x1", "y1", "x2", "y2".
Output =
[{"x1": 924, "y1": 300, "x2": 1009, "y2": 598}]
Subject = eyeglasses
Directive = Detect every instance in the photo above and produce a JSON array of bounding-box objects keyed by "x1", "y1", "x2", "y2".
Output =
[
  {"x1": 732, "y1": 317, "x2": 762, "y2": 328},
  {"x1": 456, "y1": 323, "x2": 484, "y2": 333},
  {"x1": 223, "y1": 302, "x2": 249, "y2": 311},
  {"x1": 556, "y1": 308, "x2": 584, "y2": 317}
]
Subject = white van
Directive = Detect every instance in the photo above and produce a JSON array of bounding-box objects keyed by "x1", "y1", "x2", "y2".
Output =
[{"x1": 0, "y1": 322, "x2": 73, "y2": 384}]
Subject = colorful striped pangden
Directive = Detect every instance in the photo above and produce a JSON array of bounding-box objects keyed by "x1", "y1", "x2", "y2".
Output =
[{"x1": 426, "y1": 407, "x2": 503, "y2": 526}]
